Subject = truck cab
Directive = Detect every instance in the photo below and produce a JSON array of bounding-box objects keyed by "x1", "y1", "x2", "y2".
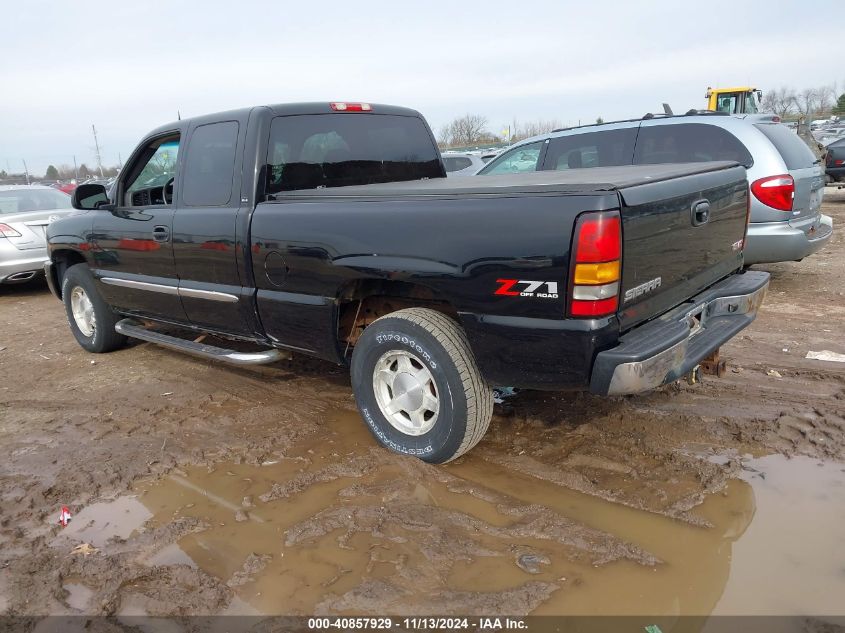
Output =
[{"x1": 706, "y1": 86, "x2": 763, "y2": 114}]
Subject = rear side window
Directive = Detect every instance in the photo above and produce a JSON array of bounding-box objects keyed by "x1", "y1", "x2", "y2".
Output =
[
  {"x1": 442, "y1": 156, "x2": 473, "y2": 172},
  {"x1": 266, "y1": 114, "x2": 442, "y2": 193},
  {"x1": 182, "y1": 121, "x2": 239, "y2": 206},
  {"x1": 634, "y1": 123, "x2": 753, "y2": 168},
  {"x1": 754, "y1": 123, "x2": 818, "y2": 170},
  {"x1": 543, "y1": 128, "x2": 637, "y2": 171}
]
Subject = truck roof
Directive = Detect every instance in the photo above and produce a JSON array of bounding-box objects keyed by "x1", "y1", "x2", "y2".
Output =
[
  {"x1": 273, "y1": 162, "x2": 741, "y2": 199},
  {"x1": 145, "y1": 102, "x2": 424, "y2": 138}
]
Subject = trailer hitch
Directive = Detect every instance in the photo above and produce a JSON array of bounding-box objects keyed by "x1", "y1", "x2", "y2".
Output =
[
  {"x1": 699, "y1": 349, "x2": 727, "y2": 377},
  {"x1": 686, "y1": 349, "x2": 726, "y2": 385}
]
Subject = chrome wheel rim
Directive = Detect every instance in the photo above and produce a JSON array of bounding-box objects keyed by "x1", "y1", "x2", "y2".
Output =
[
  {"x1": 70, "y1": 286, "x2": 96, "y2": 337},
  {"x1": 372, "y1": 350, "x2": 439, "y2": 436}
]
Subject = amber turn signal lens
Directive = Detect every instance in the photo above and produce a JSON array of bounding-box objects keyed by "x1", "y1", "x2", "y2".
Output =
[{"x1": 574, "y1": 260, "x2": 620, "y2": 285}]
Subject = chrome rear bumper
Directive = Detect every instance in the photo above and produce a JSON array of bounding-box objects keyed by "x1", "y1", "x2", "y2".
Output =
[{"x1": 590, "y1": 271, "x2": 770, "y2": 396}]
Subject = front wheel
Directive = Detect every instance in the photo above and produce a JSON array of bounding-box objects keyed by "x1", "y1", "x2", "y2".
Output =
[
  {"x1": 350, "y1": 308, "x2": 493, "y2": 464},
  {"x1": 62, "y1": 264, "x2": 127, "y2": 353}
]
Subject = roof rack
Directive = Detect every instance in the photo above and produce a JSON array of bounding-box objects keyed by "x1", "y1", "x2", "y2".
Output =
[{"x1": 549, "y1": 109, "x2": 732, "y2": 135}]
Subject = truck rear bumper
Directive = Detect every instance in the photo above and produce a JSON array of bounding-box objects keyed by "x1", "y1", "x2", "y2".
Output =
[{"x1": 589, "y1": 270, "x2": 770, "y2": 396}]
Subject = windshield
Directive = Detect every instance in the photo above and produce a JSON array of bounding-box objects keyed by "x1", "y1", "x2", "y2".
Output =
[
  {"x1": 0, "y1": 188, "x2": 72, "y2": 214},
  {"x1": 477, "y1": 141, "x2": 544, "y2": 175}
]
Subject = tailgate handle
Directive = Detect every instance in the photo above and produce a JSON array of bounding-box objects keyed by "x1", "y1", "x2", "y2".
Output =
[{"x1": 691, "y1": 200, "x2": 710, "y2": 226}]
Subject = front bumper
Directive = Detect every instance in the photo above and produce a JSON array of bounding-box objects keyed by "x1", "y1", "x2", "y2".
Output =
[
  {"x1": 0, "y1": 241, "x2": 49, "y2": 283},
  {"x1": 744, "y1": 214, "x2": 833, "y2": 264},
  {"x1": 589, "y1": 270, "x2": 770, "y2": 396}
]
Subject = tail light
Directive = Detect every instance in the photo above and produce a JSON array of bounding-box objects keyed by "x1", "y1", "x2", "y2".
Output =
[
  {"x1": 569, "y1": 211, "x2": 621, "y2": 317},
  {"x1": 750, "y1": 174, "x2": 794, "y2": 212},
  {"x1": 0, "y1": 223, "x2": 22, "y2": 238},
  {"x1": 330, "y1": 102, "x2": 372, "y2": 112}
]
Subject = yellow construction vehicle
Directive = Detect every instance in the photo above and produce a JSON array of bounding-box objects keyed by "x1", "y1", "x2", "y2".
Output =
[{"x1": 705, "y1": 87, "x2": 763, "y2": 114}]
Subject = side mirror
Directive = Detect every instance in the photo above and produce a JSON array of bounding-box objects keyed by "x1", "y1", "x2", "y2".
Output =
[{"x1": 72, "y1": 183, "x2": 113, "y2": 211}]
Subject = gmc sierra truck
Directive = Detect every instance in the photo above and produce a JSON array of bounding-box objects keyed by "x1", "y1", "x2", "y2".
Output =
[{"x1": 45, "y1": 102, "x2": 769, "y2": 463}]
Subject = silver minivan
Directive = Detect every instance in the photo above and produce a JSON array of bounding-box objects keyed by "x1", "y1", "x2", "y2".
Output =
[{"x1": 476, "y1": 114, "x2": 833, "y2": 265}]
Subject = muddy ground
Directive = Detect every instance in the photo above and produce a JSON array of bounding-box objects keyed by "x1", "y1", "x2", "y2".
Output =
[{"x1": 1, "y1": 192, "x2": 844, "y2": 621}]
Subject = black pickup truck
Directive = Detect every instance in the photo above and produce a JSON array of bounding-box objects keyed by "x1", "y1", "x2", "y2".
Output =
[{"x1": 46, "y1": 102, "x2": 769, "y2": 463}]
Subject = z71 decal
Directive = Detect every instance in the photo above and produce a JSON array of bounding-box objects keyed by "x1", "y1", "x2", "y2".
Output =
[{"x1": 495, "y1": 279, "x2": 559, "y2": 299}]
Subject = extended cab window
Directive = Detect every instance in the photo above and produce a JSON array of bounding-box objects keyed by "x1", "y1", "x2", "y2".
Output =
[
  {"x1": 477, "y1": 141, "x2": 544, "y2": 175},
  {"x1": 182, "y1": 121, "x2": 239, "y2": 206},
  {"x1": 543, "y1": 128, "x2": 636, "y2": 170},
  {"x1": 265, "y1": 114, "x2": 442, "y2": 193},
  {"x1": 124, "y1": 136, "x2": 180, "y2": 206},
  {"x1": 634, "y1": 123, "x2": 753, "y2": 168}
]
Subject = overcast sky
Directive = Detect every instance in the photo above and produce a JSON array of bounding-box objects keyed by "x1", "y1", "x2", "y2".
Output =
[{"x1": 1, "y1": 0, "x2": 842, "y2": 175}]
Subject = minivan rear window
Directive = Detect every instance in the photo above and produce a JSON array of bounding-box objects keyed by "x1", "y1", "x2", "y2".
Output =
[
  {"x1": 754, "y1": 123, "x2": 818, "y2": 170},
  {"x1": 266, "y1": 114, "x2": 443, "y2": 193}
]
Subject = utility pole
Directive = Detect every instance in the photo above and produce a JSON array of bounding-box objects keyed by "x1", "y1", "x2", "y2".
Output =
[
  {"x1": 92, "y1": 124, "x2": 104, "y2": 177},
  {"x1": 22, "y1": 159, "x2": 30, "y2": 185},
  {"x1": 73, "y1": 155, "x2": 79, "y2": 182}
]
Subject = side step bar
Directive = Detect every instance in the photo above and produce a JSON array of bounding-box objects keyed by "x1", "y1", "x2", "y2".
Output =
[{"x1": 115, "y1": 319, "x2": 285, "y2": 366}]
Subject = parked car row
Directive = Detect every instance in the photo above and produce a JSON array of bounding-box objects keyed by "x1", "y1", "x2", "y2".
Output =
[
  {"x1": 466, "y1": 112, "x2": 832, "y2": 266},
  {"x1": 825, "y1": 137, "x2": 845, "y2": 184}
]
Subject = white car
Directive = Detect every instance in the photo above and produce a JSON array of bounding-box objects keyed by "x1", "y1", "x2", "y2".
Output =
[
  {"x1": 440, "y1": 152, "x2": 487, "y2": 177},
  {"x1": 0, "y1": 185, "x2": 75, "y2": 284}
]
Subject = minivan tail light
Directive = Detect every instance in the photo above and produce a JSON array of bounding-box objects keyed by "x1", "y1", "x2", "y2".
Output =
[
  {"x1": 750, "y1": 174, "x2": 794, "y2": 212},
  {"x1": 330, "y1": 102, "x2": 372, "y2": 112},
  {"x1": 0, "y1": 223, "x2": 22, "y2": 238},
  {"x1": 569, "y1": 211, "x2": 622, "y2": 318}
]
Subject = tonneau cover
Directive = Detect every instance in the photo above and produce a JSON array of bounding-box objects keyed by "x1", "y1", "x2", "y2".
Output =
[{"x1": 274, "y1": 161, "x2": 739, "y2": 199}]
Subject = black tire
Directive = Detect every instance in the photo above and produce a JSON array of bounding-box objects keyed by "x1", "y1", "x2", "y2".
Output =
[
  {"x1": 350, "y1": 308, "x2": 493, "y2": 464},
  {"x1": 61, "y1": 264, "x2": 127, "y2": 353}
]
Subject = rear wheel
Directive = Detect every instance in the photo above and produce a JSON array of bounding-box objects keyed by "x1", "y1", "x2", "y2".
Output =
[
  {"x1": 62, "y1": 264, "x2": 126, "y2": 353},
  {"x1": 350, "y1": 308, "x2": 493, "y2": 463}
]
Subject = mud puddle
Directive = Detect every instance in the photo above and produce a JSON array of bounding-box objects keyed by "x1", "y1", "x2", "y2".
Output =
[{"x1": 55, "y1": 412, "x2": 845, "y2": 616}]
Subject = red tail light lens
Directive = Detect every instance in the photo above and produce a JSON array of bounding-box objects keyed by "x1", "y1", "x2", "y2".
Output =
[
  {"x1": 750, "y1": 174, "x2": 794, "y2": 212},
  {"x1": 575, "y1": 214, "x2": 621, "y2": 263},
  {"x1": 0, "y1": 223, "x2": 22, "y2": 238},
  {"x1": 571, "y1": 296, "x2": 618, "y2": 317},
  {"x1": 569, "y1": 211, "x2": 622, "y2": 318}
]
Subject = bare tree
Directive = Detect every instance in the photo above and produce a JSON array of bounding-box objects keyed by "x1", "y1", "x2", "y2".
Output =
[
  {"x1": 510, "y1": 118, "x2": 564, "y2": 142},
  {"x1": 795, "y1": 85, "x2": 836, "y2": 120},
  {"x1": 439, "y1": 114, "x2": 495, "y2": 147},
  {"x1": 761, "y1": 87, "x2": 797, "y2": 119}
]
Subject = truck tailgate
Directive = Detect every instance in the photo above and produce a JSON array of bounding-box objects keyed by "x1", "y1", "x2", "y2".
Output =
[{"x1": 617, "y1": 164, "x2": 748, "y2": 330}]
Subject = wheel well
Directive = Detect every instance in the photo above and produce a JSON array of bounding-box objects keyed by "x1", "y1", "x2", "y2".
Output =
[
  {"x1": 337, "y1": 280, "x2": 458, "y2": 353},
  {"x1": 51, "y1": 250, "x2": 88, "y2": 298}
]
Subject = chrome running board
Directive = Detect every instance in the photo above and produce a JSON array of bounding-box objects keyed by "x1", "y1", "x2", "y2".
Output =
[{"x1": 115, "y1": 319, "x2": 284, "y2": 366}]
